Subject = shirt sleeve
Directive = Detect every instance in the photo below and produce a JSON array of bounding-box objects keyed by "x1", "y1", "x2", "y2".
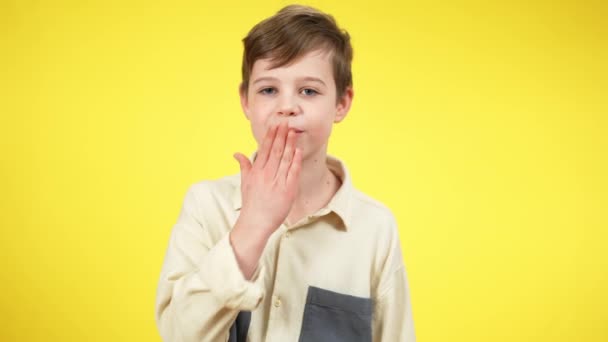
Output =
[
  {"x1": 155, "y1": 184, "x2": 265, "y2": 342},
  {"x1": 372, "y1": 214, "x2": 416, "y2": 342},
  {"x1": 373, "y1": 266, "x2": 416, "y2": 342}
]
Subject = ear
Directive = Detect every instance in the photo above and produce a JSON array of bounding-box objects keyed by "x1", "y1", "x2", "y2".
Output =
[
  {"x1": 334, "y1": 86, "x2": 354, "y2": 123},
  {"x1": 239, "y1": 83, "x2": 251, "y2": 120}
]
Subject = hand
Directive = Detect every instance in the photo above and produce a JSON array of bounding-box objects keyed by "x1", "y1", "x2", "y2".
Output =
[{"x1": 233, "y1": 121, "x2": 303, "y2": 236}]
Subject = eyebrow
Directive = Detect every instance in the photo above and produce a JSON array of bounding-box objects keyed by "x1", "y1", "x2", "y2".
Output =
[{"x1": 252, "y1": 76, "x2": 327, "y2": 86}]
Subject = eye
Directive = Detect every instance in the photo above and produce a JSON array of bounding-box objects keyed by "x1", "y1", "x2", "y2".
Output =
[
  {"x1": 259, "y1": 87, "x2": 277, "y2": 95},
  {"x1": 301, "y1": 88, "x2": 319, "y2": 96}
]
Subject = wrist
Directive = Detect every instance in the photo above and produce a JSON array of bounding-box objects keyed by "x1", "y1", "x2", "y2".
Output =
[
  {"x1": 230, "y1": 219, "x2": 272, "y2": 280},
  {"x1": 233, "y1": 217, "x2": 273, "y2": 243}
]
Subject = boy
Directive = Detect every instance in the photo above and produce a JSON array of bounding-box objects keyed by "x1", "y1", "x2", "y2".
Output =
[{"x1": 155, "y1": 5, "x2": 415, "y2": 342}]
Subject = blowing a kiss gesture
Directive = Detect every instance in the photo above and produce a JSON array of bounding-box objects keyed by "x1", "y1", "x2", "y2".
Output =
[{"x1": 230, "y1": 122, "x2": 302, "y2": 279}]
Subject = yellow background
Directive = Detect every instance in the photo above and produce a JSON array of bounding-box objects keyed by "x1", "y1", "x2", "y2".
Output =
[{"x1": 1, "y1": 0, "x2": 606, "y2": 340}]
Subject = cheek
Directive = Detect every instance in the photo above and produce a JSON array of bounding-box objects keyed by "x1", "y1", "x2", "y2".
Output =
[
  {"x1": 250, "y1": 119, "x2": 273, "y2": 146},
  {"x1": 247, "y1": 101, "x2": 272, "y2": 144},
  {"x1": 308, "y1": 116, "x2": 334, "y2": 141},
  {"x1": 251, "y1": 122, "x2": 266, "y2": 146},
  {"x1": 320, "y1": 123, "x2": 334, "y2": 140}
]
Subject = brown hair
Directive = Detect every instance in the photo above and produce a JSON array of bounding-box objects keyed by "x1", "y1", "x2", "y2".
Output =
[{"x1": 240, "y1": 5, "x2": 353, "y2": 99}]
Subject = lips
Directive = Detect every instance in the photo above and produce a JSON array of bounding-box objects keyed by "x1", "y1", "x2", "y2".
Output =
[{"x1": 289, "y1": 127, "x2": 304, "y2": 133}]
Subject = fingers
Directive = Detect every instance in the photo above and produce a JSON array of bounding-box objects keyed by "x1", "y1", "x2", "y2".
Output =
[
  {"x1": 286, "y1": 147, "x2": 302, "y2": 190},
  {"x1": 255, "y1": 123, "x2": 279, "y2": 169},
  {"x1": 248, "y1": 122, "x2": 300, "y2": 187},
  {"x1": 233, "y1": 152, "x2": 252, "y2": 183},
  {"x1": 265, "y1": 122, "x2": 289, "y2": 177},
  {"x1": 276, "y1": 128, "x2": 297, "y2": 182}
]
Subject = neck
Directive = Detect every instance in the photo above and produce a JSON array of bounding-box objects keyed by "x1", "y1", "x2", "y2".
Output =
[{"x1": 292, "y1": 147, "x2": 340, "y2": 212}]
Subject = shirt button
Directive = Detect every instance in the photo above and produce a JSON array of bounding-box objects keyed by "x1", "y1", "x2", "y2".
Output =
[
  {"x1": 274, "y1": 297, "x2": 282, "y2": 307},
  {"x1": 284, "y1": 232, "x2": 291, "y2": 239}
]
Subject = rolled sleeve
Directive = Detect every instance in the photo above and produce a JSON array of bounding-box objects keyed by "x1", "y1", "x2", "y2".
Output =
[
  {"x1": 199, "y1": 233, "x2": 265, "y2": 310},
  {"x1": 155, "y1": 184, "x2": 265, "y2": 342}
]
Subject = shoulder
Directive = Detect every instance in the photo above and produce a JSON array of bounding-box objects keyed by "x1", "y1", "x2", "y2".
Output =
[
  {"x1": 345, "y1": 187, "x2": 403, "y2": 254},
  {"x1": 349, "y1": 188, "x2": 399, "y2": 232},
  {"x1": 347, "y1": 188, "x2": 406, "y2": 292},
  {"x1": 180, "y1": 173, "x2": 240, "y2": 213},
  {"x1": 186, "y1": 173, "x2": 239, "y2": 197}
]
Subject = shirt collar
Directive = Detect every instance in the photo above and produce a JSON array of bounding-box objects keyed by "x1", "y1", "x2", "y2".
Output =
[{"x1": 231, "y1": 151, "x2": 354, "y2": 231}]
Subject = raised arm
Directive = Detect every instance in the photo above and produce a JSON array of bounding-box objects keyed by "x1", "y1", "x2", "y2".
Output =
[
  {"x1": 155, "y1": 122, "x2": 302, "y2": 341},
  {"x1": 155, "y1": 184, "x2": 264, "y2": 342}
]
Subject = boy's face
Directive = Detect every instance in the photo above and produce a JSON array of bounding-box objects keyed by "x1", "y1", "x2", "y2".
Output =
[{"x1": 240, "y1": 49, "x2": 353, "y2": 161}]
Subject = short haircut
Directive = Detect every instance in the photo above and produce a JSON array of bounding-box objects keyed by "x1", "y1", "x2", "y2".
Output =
[{"x1": 240, "y1": 5, "x2": 353, "y2": 99}]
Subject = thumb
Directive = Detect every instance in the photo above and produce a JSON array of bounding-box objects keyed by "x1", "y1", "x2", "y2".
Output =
[{"x1": 233, "y1": 152, "x2": 252, "y2": 181}]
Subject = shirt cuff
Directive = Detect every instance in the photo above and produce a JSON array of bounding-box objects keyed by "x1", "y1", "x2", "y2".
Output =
[{"x1": 197, "y1": 233, "x2": 265, "y2": 311}]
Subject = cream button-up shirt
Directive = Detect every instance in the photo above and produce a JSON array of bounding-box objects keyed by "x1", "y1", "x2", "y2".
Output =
[{"x1": 155, "y1": 154, "x2": 415, "y2": 341}]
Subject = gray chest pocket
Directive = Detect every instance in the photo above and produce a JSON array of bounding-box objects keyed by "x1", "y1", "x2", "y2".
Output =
[{"x1": 298, "y1": 286, "x2": 372, "y2": 342}]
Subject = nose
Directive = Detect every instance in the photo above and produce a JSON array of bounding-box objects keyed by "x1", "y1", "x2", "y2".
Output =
[{"x1": 277, "y1": 93, "x2": 301, "y2": 116}]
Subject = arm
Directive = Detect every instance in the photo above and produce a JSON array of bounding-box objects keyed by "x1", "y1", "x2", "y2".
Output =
[
  {"x1": 230, "y1": 121, "x2": 302, "y2": 279},
  {"x1": 155, "y1": 185, "x2": 264, "y2": 342},
  {"x1": 373, "y1": 266, "x2": 416, "y2": 342},
  {"x1": 372, "y1": 216, "x2": 416, "y2": 342},
  {"x1": 155, "y1": 122, "x2": 302, "y2": 341}
]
